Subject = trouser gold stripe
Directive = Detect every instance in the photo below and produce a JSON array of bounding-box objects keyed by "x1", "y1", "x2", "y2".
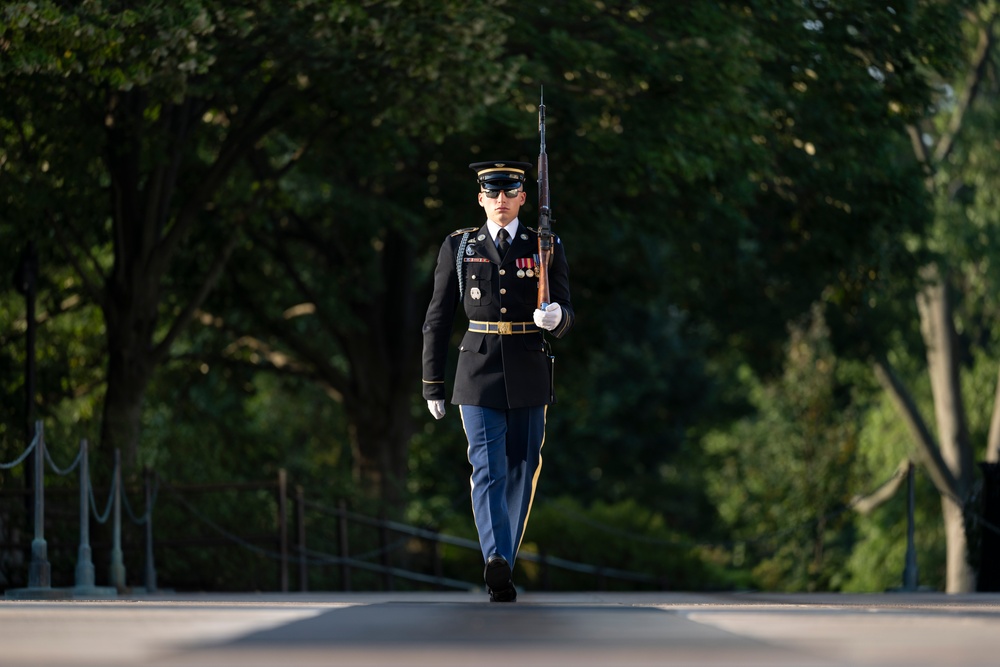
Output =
[{"x1": 515, "y1": 404, "x2": 547, "y2": 558}]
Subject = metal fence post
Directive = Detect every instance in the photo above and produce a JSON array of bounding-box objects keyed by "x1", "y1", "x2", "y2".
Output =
[
  {"x1": 277, "y1": 468, "x2": 289, "y2": 593},
  {"x1": 74, "y1": 439, "x2": 95, "y2": 589},
  {"x1": 338, "y1": 499, "x2": 351, "y2": 591},
  {"x1": 901, "y1": 462, "x2": 919, "y2": 591},
  {"x1": 109, "y1": 449, "x2": 126, "y2": 592},
  {"x1": 295, "y1": 485, "x2": 308, "y2": 592},
  {"x1": 27, "y1": 420, "x2": 50, "y2": 589},
  {"x1": 379, "y1": 510, "x2": 394, "y2": 591},
  {"x1": 17, "y1": 243, "x2": 38, "y2": 546},
  {"x1": 432, "y1": 536, "x2": 443, "y2": 589},
  {"x1": 72, "y1": 439, "x2": 115, "y2": 598},
  {"x1": 144, "y1": 467, "x2": 157, "y2": 593}
]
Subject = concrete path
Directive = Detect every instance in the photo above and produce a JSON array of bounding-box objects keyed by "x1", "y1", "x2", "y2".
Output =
[{"x1": 1, "y1": 591, "x2": 999, "y2": 666}]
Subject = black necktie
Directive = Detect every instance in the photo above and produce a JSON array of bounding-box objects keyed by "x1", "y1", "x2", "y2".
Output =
[{"x1": 497, "y1": 228, "x2": 510, "y2": 256}]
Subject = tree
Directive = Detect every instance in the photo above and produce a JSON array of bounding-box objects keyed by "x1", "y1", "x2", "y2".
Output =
[
  {"x1": 867, "y1": 4, "x2": 1000, "y2": 592},
  {"x1": 0, "y1": 0, "x2": 512, "y2": 478},
  {"x1": 704, "y1": 312, "x2": 865, "y2": 591},
  {"x1": 492, "y1": 1, "x2": 964, "y2": 523}
]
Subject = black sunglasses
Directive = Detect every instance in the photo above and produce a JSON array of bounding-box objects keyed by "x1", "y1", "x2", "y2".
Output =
[{"x1": 481, "y1": 188, "x2": 522, "y2": 199}]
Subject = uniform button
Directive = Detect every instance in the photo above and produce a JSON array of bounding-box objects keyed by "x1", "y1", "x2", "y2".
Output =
[
  {"x1": 499, "y1": 269, "x2": 506, "y2": 276},
  {"x1": 500, "y1": 307, "x2": 507, "y2": 314},
  {"x1": 471, "y1": 275, "x2": 476, "y2": 279},
  {"x1": 500, "y1": 288, "x2": 507, "y2": 295}
]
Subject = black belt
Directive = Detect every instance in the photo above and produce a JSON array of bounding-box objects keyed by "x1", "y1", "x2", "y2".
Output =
[{"x1": 469, "y1": 320, "x2": 539, "y2": 335}]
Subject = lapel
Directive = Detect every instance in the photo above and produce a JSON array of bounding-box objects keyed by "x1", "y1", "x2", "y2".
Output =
[
  {"x1": 507, "y1": 226, "x2": 535, "y2": 265},
  {"x1": 473, "y1": 224, "x2": 501, "y2": 264}
]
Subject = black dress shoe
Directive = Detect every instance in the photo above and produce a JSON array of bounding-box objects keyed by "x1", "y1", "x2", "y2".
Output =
[{"x1": 484, "y1": 554, "x2": 517, "y2": 602}]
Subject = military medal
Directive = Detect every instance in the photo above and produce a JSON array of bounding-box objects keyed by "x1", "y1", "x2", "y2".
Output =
[
  {"x1": 516, "y1": 257, "x2": 533, "y2": 278},
  {"x1": 528, "y1": 254, "x2": 540, "y2": 278}
]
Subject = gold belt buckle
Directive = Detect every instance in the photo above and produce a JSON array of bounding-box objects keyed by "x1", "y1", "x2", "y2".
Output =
[{"x1": 496, "y1": 321, "x2": 512, "y2": 335}]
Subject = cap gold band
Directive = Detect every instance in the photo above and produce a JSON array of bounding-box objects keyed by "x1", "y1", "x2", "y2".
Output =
[{"x1": 476, "y1": 167, "x2": 525, "y2": 176}]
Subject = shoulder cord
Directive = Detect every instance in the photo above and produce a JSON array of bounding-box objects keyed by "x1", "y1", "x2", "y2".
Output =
[{"x1": 455, "y1": 231, "x2": 471, "y2": 299}]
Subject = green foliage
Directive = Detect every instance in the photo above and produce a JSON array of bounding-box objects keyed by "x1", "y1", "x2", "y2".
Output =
[
  {"x1": 0, "y1": 255, "x2": 106, "y2": 468},
  {"x1": 547, "y1": 303, "x2": 713, "y2": 519},
  {"x1": 843, "y1": 472, "x2": 947, "y2": 592},
  {"x1": 841, "y1": 341, "x2": 1000, "y2": 592},
  {"x1": 520, "y1": 496, "x2": 748, "y2": 591},
  {"x1": 704, "y1": 313, "x2": 866, "y2": 591},
  {"x1": 0, "y1": 0, "x2": 989, "y2": 594}
]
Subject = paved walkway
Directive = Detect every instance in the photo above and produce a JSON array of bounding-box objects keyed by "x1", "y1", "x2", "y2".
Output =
[{"x1": 1, "y1": 590, "x2": 999, "y2": 666}]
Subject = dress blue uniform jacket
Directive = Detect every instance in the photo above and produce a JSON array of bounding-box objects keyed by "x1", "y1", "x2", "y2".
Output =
[{"x1": 422, "y1": 221, "x2": 574, "y2": 408}]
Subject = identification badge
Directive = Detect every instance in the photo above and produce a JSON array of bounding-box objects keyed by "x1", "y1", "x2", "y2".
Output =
[{"x1": 470, "y1": 287, "x2": 482, "y2": 300}]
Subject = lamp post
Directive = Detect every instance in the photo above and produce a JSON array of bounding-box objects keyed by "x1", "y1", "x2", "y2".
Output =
[{"x1": 13, "y1": 242, "x2": 39, "y2": 547}]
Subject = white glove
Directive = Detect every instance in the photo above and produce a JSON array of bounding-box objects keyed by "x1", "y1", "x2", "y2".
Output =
[
  {"x1": 427, "y1": 399, "x2": 446, "y2": 420},
  {"x1": 533, "y1": 302, "x2": 563, "y2": 331}
]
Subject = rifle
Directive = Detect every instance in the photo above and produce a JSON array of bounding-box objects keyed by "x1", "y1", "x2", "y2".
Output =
[{"x1": 536, "y1": 87, "x2": 553, "y2": 309}]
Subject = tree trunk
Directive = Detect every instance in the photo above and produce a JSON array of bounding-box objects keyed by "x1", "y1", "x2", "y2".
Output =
[
  {"x1": 100, "y1": 342, "x2": 152, "y2": 468},
  {"x1": 348, "y1": 398, "x2": 413, "y2": 510},
  {"x1": 942, "y1": 495, "x2": 976, "y2": 592},
  {"x1": 916, "y1": 264, "x2": 976, "y2": 592},
  {"x1": 340, "y1": 229, "x2": 421, "y2": 510},
  {"x1": 98, "y1": 250, "x2": 160, "y2": 467}
]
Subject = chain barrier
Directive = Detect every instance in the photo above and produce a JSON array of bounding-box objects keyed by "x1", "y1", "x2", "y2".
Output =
[
  {"x1": 89, "y1": 473, "x2": 117, "y2": 525},
  {"x1": 2, "y1": 428, "x2": 83, "y2": 474},
  {"x1": 156, "y1": 474, "x2": 398, "y2": 568},
  {"x1": 300, "y1": 497, "x2": 660, "y2": 583},
  {"x1": 44, "y1": 443, "x2": 83, "y2": 476},
  {"x1": 0, "y1": 430, "x2": 39, "y2": 470},
  {"x1": 156, "y1": 473, "x2": 287, "y2": 560},
  {"x1": 7, "y1": 423, "x2": 998, "y2": 588},
  {"x1": 297, "y1": 545, "x2": 474, "y2": 590},
  {"x1": 301, "y1": 497, "x2": 484, "y2": 563},
  {"x1": 121, "y1": 476, "x2": 158, "y2": 526},
  {"x1": 350, "y1": 536, "x2": 410, "y2": 563}
]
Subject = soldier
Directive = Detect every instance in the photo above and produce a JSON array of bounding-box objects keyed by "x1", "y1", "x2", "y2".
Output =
[{"x1": 421, "y1": 160, "x2": 574, "y2": 602}]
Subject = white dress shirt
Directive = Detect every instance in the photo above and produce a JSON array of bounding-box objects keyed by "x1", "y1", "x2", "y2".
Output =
[{"x1": 486, "y1": 218, "x2": 520, "y2": 248}]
